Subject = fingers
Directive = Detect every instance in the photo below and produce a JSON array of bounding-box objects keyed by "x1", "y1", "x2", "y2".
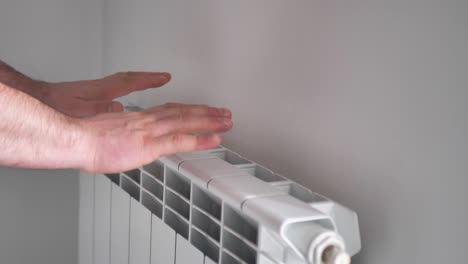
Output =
[
  {"x1": 86, "y1": 71, "x2": 171, "y2": 100},
  {"x1": 150, "y1": 134, "x2": 222, "y2": 158},
  {"x1": 146, "y1": 103, "x2": 232, "y2": 120},
  {"x1": 142, "y1": 104, "x2": 233, "y2": 136},
  {"x1": 84, "y1": 103, "x2": 231, "y2": 173},
  {"x1": 152, "y1": 115, "x2": 233, "y2": 136}
]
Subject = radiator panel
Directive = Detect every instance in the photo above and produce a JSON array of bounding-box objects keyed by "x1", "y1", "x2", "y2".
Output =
[
  {"x1": 79, "y1": 146, "x2": 361, "y2": 264},
  {"x1": 93, "y1": 175, "x2": 111, "y2": 264},
  {"x1": 176, "y1": 234, "x2": 204, "y2": 264},
  {"x1": 110, "y1": 184, "x2": 130, "y2": 264},
  {"x1": 78, "y1": 172, "x2": 94, "y2": 264},
  {"x1": 151, "y1": 216, "x2": 176, "y2": 264},
  {"x1": 129, "y1": 199, "x2": 151, "y2": 264}
]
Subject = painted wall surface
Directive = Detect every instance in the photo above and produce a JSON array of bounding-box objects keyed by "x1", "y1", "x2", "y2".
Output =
[
  {"x1": 0, "y1": 0, "x2": 103, "y2": 81},
  {"x1": 0, "y1": 0, "x2": 103, "y2": 264},
  {"x1": 1, "y1": 0, "x2": 467, "y2": 263},
  {"x1": 102, "y1": 1, "x2": 468, "y2": 263}
]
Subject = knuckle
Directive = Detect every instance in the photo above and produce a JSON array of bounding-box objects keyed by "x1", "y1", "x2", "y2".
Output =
[
  {"x1": 151, "y1": 119, "x2": 168, "y2": 134},
  {"x1": 122, "y1": 119, "x2": 134, "y2": 129},
  {"x1": 173, "y1": 106, "x2": 187, "y2": 122},
  {"x1": 171, "y1": 134, "x2": 184, "y2": 146}
]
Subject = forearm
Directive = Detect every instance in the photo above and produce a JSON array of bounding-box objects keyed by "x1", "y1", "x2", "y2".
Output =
[
  {"x1": 0, "y1": 60, "x2": 47, "y2": 99},
  {"x1": 0, "y1": 82, "x2": 87, "y2": 170}
]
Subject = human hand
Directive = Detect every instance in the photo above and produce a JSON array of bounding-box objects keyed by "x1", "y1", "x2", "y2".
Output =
[
  {"x1": 0, "y1": 78, "x2": 232, "y2": 173},
  {"x1": 0, "y1": 61, "x2": 232, "y2": 172},
  {"x1": 77, "y1": 103, "x2": 232, "y2": 173},
  {"x1": 40, "y1": 71, "x2": 171, "y2": 117}
]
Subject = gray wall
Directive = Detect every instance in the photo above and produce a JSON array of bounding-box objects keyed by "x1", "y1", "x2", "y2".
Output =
[
  {"x1": 0, "y1": 0, "x2": 103, "y2": 263},
  {"x1": 0, "y1": 169, "x2": 79, "y2": 264},
  {"x1": 1, "y1": 0, "x2": 467, "y2": 263},
  {"x1": 103, "y1": 0, "x2": 468, "y2": 263}
]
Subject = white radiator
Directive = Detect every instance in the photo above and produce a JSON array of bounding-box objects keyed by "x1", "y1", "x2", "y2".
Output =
[{"x1": 78, "y1": 146, "x2": 361, "y2": 264}]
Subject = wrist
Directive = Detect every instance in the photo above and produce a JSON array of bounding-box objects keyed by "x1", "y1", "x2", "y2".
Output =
[
  {"x1": 0, "y1": 84, "x2": 92, "y2": 170},
  {"x1": 62, "y1": 116, "x2": 96, "y2": 172}
]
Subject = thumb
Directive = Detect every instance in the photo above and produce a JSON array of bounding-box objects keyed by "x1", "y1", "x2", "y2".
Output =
[
  {"x1": 106, "y1": 101, "x2": 124, "y2": 113},
  {"x1": 93, "y1": 101, "x2": 124, "y2": 114}
]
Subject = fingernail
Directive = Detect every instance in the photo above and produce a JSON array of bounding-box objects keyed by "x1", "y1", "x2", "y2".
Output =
[
  {"x1": 221, "y1": 108, "x2": 232, "y2": 117},
  {"x1": 218, "y1": 117, "x2": 232, "y2": 126},
  {"x1": 159, "y1": 72, "x2": 171, "y2": 80}
]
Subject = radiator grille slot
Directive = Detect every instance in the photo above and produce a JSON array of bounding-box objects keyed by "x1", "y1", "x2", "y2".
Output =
[
  {"x1": 123, "y1": 168, "x2": 140, "y2": 184},
  {"x1": 142, "y1": 161, "x2": 164, "y2": 183},
  {"x1": 191, "y1": 227, "x2": 220, "y2": 262},
  {"x1": 223, "y1": 230, "x2": 257, "y2": 264},
  {"x1": 141, "y1": 190, "x2": 162, "y2": 219},
  {"x1": 164, "y1": 207, "x2": 189, "y2": 239},
  {"x1": 224, "y1": 206, "x2": 258, "y2": 245},
  {"x1": 165, "y1": 189, "x2": 190, "y2": 220},
  {"x1": 142, "y1": 172, "x2": 164, "y2": 201},
  {"x1": 192, "y1": 208, "x2": 220, "y2": 241},
  {"x1": 240, "y1": 164, "x2": 286, "y2": 183},
  {"x1": 121, "y1": 175, "x2": 140, "y2": 201},
  {"x1": 222, "y1": 251, "x2": 242, "y2": 264},
  {"x1": 193, "y1": 186, "x2": 222, "y2": 220},
  {"x1": 166, "y1": 169, "x2": 191, "y2": 200},
  {"x1": 105, "y1": 173, "x2": 120, "y2": 185},
  {"x1": 211, "y1": 150, "x2": 251, "y2": 165}
]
